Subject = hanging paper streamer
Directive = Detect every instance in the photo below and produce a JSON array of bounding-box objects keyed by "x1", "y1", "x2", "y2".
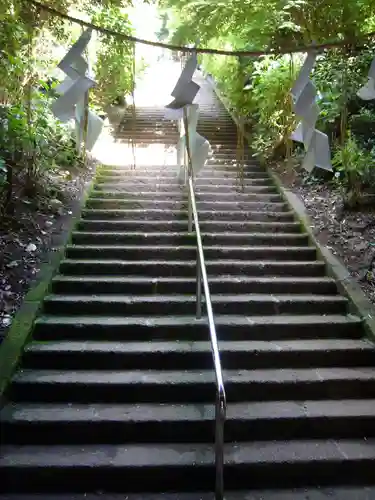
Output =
[
  {"x1": 179, "y1": 103, "x2": 199, "y2": 137},
  {"x1": 166, "y1": 54, "x2": 200, "y2": 109},
  {"x1": 357, "y1": 78, "x2": 375, "y2": 100},
  {"x1": 53, "y1": 29, "x2": 94, "y2": 121},
  {"x1": 51, "y1": 29, "x2": 103, "y2": 151},
  {"x1": 52, "y1": 75, "x2": 95, "y2": 122},
  {"x1": 55, "y1": 75, "x2": 76, "y2": 96},
  {"x1": 165, "y1": 54, "x2": 211, "y2": 181},
  {"x1": 58, "y1": 29, "x2": 92, "y2": 75},
  {"x1": 171, "y1": 53, "x2": 198, "y2": 99},
  {"x1": 291, "y1": 52, "x2": 318, "y2": 101},
  {"x1": 358, "y1": 59, "x2": 375, "y2": 100},
  {"x1": 177, "y1": 132, "x2": 210, "y2": 183},
  {"x1": 290, "y1": 52, "x2": 332, "y2": 172},
  {"x1": 175, "y1": 104, "x2": 210, "y2": 181},
  {"x1": 167, "y1": 81, "x2": 200, "y2": 109},
  {"x1": 75, "y1": 100, "x2": 104, "y2": 152}
]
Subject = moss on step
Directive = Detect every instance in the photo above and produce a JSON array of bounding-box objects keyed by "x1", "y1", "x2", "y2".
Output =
[{"x1": 0, "y1": 178, "x2": 96, "y2": 400}]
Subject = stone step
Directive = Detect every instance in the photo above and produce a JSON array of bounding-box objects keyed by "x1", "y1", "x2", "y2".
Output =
[
  {"x1": 207, "y1": 151, "x2": 254, "y2": 157},
  {"x1": 81, "y1": 209, "x2": 293, "y2": 221},
  {"x1": 51, "y1": 275, "x2": 336, "y2": 296},
  {"x1": 42, "y1": 293, "x2": 348, "y2": 316},
  {"x1": 95, "y1": 175, "x2": 272, "y2": 185},
  {"x1": 86, "y1": 195, "x2": 283, "y2": 207},
  {"x1": 206, "y1": 158, "x2": 256, "y2": 165},
  {"x1": 117, "y1": 130, "x2": 236, "y2": 138},
  {"x1": 9, "y1": 368, "x2": 375, "y2": 403},
  {"x1": 3, "y1": 399, "x2": 375, "y2": 445},
  {"x1": 70, "y1": 231, "x2": 308, "y2": 246},
  {"x1": 115, "y1": 136, "x2": 177, "y2": 145},
  {"x1": 59, "y1": 259, "x2": 326, "y2": 277},
  {"x1": 87, "y1": 196, "x2": 283, "y2": 209},
  {"x1": 96, "y1": 170, "x2": 269, "y2": 180},
  {"x1": 2, "y1": 489, "x2": 375, "y2": 500},
  {"x1": 97, "y1": 170, "x2": 267, "y2": 180},
  {"x1": 34, "y1": 314, "x2": 363, "y2": 341},
  {"x1": 64, "y1": 245, "x2": 316, "y2": 261},
  {"x1": 77, "y1": 219, "x2": 302, "y2": 233},
  {"x1": 2, "y1": 439, "x2": 375, "y2": 492},
  {"x1": 90, "y1": 190, "x2": 284, "y2": 204},
  {"x1": 119, "y1": 131, "x2": 238, "y2": 139},
  {"x1": 94, "y1": 182, "x2": 278, "y2": 194},
  {"x1": 106, "y1": 163, "x2": 261, "y2": 172},
  {"x1": 70, "y1": 229, "x2": 307, "y2": 244},
  {"x1": 21, "y1": 339, "x2": 374, "y2": 371}
]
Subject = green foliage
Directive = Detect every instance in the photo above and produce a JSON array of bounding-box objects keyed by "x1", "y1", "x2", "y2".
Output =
[
  {"x1": 203, "y1": 54, "x2": 254, "y2": 116},
  {"x1": 156, "y1": 11, "x2": 170, "y2": 41},
  {"x1": 162, "y1": 0, "x2": 375, "y2": 203},
  {"x1": 162, "y1": 0, "x2": 375, "y2": 49},
  {"x1": 350, "y1": 107, "x2": 375, "y2": 151},
  {"x1": 91, "y1": 6, "x2": 135, "y2": 108},
  {"x1": 332, "y1": 133, "x2": 375, "y2": 206},
  {"x1": 0, "y1": 158, "x2": 7, "y2": 186},
  {"x1": 249, "y1": 56, "x2": 298, "y2": 156},
  {"x1": 0, "y1": 91, "x2": 81, "y2": 193},
  {"x1": 314, "y1": 48, "x2": 375, "y2": 134},
  {"x1": 0, "y1": 0, "x2": 142, "y2": 213}
]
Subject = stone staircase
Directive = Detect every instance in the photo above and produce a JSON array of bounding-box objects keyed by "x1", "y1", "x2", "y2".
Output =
[{"x1": 1, "y1": 78, "x2": 375, "y2": 499}]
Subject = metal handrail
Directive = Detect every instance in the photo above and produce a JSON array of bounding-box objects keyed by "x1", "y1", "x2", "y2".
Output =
[
  {"x1": 187, "y1": 176, "x2": 227, "y2": 500},
  {"x1": 179, "y1": 108, "x2": 226, "y2": 498}
]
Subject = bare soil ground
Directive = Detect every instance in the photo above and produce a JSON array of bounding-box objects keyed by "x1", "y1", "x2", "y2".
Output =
[
  {"x1": 0, "y1": 162, "x2": 96, "y2": 341},
  {"x1": 273, "y1": 161, "x2": 375, "y2": 304}
]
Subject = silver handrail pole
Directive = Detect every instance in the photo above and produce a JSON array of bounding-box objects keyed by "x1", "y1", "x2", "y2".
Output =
[
  {"x1": 196, "y1": 255, "x2": 202, "y2": 319},
  {"x1": 188, "y1": 177, "x2": 226, "y2": 500},
  {"x1": 181, "y1": 108, "x2": 226, "y2": 500},
  {"x1": 215, "y1": 394, "x2": 226, "y2": 500},
  {"x1": 188, "y1": 190, "x2": 193, "y2": 232}
]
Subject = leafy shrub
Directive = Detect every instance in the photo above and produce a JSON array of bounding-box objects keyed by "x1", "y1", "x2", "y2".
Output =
[
  {"x1": 0, "y1": 90, "x2": 82, "y2": 203},
  {"x1": 332, "y1": 133, "x2": 375, "y2": 206},
  {"x1": 314, "y1": 48, "x2": 375, "y2": 140},
  {"x1": 349, "y1": 108, "x2": 375, "y2": 152},
  {"x1": 91, "y1": 6, "x2": 146, "y2": 109},
  {"x1": 203, "y1": 54, "x2": 254, "y2": 118},
  {"x1": 249, "y1": 56, "x2": 299, "y2": 157}
]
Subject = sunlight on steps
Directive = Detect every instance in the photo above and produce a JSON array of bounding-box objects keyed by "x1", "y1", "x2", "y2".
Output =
[
  {"x1": 92, "y1": 57, "x2": 183, "y2": 167},
  {"x1": 93, "y1": 138, "x2": 178, "y2": 167}
]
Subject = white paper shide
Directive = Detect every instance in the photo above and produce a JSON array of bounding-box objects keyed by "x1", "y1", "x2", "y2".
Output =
[
  {"x1": 165, "y1": 54, "x2": 211, "y2": 181},
  {"x1": 290, "y1": 52, "x2": 332, "y2": 172},
  {"x1": 52, "y1": 29, "x2": 104, "y2": 152}
]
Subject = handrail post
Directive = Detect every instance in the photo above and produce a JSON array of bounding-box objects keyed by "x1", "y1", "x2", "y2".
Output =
[
  {"x1": 185, "y1": 126, "x2": 226, "y2": 500},
  {"x1": 196, "y1": 253, "x2": 202, "y2": 319},
  {"x1": 188, "y1": 190, "x2": 193, "y2": 232},
  {"x1": 183, "y1": 109, "x2": 193, "y2": 233},
  {"x1": 215, "y1": 393, "x2": 225, "y2": 500}
]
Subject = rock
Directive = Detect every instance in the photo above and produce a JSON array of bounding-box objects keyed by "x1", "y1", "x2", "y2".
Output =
[
  {"x1": 357, "y1": 241, "x2": 369, "y2": 253},
  {"x1": 26, "y1": 243, "x2": 37, "y2": 252},
  {"x1": 348, "y1": 221, "x2": 367, "y2": 231},
  {"x1": 49, "y1": 199, "x2": 63, "y2": 214},
  {"x1": 1, "y1": 315, "x2": 12, "y2": 327},
  {"x1": 6, "y1": 260, "x2": 20, "y2": 269}
]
